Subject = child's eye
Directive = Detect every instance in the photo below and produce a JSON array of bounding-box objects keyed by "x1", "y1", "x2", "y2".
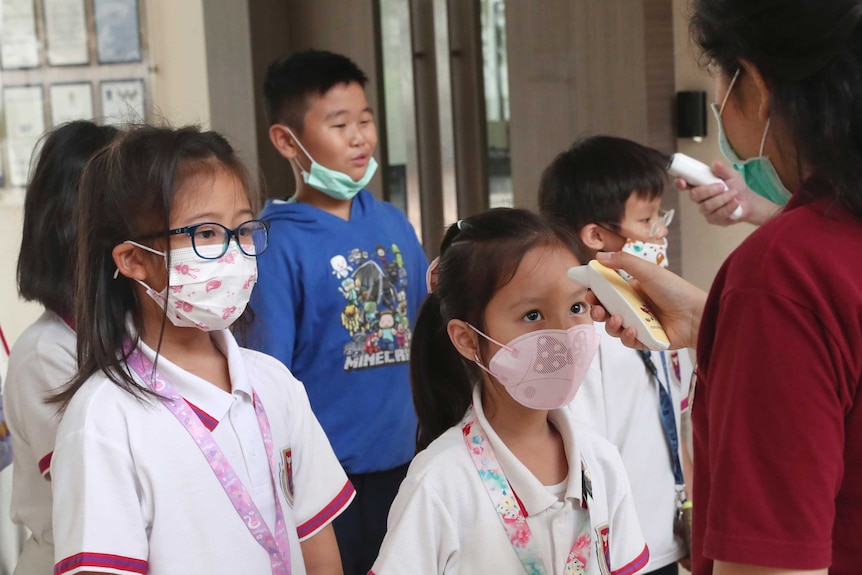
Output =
[
  {"x1": 195, "y1": 228, "x2": 218, "y2": 240},
  {"x1": 333, "y1": 124, "x2": 347, "y2": 129},
  {"x1": 570, "y1": 302, "x2": 589, "y2": 315},
  {"x1": 523, "y1": 310, "x2": 543, "y2": 322}
]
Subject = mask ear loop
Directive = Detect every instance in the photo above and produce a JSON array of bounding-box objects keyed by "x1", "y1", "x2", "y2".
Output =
[
  {"x1": 113, "y1": 240, "x2": 167, "y2": 279},
  {"x1": 720, "y1": 67, "x2": 771, "y2": 157},
  {"x1": 466, "y1": 323, "x2": 515, "y2": 354},
  {"x1": 464, "y1": 323, "x2": 517, "y2": 384},
  {"x1": 758, "y1": 118, "x2": 771, "y2": 157},
  {"x1": 718, "y1": 68, "x2": 741, "y2": 116},
  {"x1": 284, "y1": 126, "x2": 316, "y2": 169},
  {"x1": 473, "y1": 352, "x2": 508, "y2": 384}
]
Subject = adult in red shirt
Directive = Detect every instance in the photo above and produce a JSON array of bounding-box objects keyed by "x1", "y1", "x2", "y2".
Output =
[{"x1": 586, "y1": 1, "x2": 862, "y2": 574}]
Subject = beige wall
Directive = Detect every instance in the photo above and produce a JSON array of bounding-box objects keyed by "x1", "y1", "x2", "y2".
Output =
[
  {"x1": 0, "y1": 0, "x2": 211, "y2": 346},
  {"x1": 672, "y1": 0, "x2": 755, "y2": 291},
  {"x1": 147, "y1": 0, "x2": 211, "y2": 128}
]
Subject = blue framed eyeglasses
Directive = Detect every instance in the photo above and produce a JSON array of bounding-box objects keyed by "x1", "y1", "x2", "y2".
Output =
[{"x1": 168, "y1": 219, "x2": 270, "y2": 260}]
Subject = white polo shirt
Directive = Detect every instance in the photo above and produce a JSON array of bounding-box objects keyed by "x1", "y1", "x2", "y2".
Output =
[
  {"x1": 51, "y1": 329, "x2": 354, "y2": 575},
  {"x1": 571, "y1": 326, "x2": 693, "y2": 571},
  {"x1": 4, "y1": 311, "x2": 76, "y2": 575},
  {"x1": 371, "y1": 386, "x2": 648, "y2": 575}
]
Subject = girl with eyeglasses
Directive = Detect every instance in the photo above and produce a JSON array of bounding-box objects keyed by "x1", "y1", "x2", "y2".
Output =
[{"x1": 50, "y1": 125, "x2": 351, "y2": 575}]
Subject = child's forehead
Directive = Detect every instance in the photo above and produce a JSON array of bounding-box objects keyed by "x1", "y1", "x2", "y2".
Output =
[
  {"x1": 624, "y1": 191, "x2": 663, "y2": 214},
  {"x1": 304, "y1": 82, "x2": 371, "y2": 118}
]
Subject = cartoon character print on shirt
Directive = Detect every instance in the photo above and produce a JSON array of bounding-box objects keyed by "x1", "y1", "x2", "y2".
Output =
[
  {"x1": 566, "y1": 536, "x2": 592, "y2": 575},
  {"x1": 330, "y1": 255, "x2": 353, "y2": 279},
  {"x1": 330, "y1": 243, "x2": 412, "y2": 371}
]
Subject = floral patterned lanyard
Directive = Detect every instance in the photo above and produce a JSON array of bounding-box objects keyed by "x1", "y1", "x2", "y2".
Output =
[
  {"x1": 127, "y1": 346, "x2": 292, "y2": 575},
  {"x1": 461, "y1": 405, "x2": 592, "y2": 575}
]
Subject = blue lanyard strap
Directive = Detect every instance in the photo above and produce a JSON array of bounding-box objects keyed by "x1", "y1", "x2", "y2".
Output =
[{"x1": 637, "y1": 350, "x2": 685, "y2": 488}]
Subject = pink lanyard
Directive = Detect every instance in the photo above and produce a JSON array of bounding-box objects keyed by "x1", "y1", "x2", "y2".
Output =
[
  {"x1": 462, "y1": 405, "x2": 593, "y2": 575},
  {"x1": 127, "y1": 347, "x2": 291, "y2": 575}
]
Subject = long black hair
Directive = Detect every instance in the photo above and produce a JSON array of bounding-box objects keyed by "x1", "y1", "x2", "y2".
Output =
[
  {"x1": 691, "y1": 0, "x2": 862, "y2": 219},
  {"x1": 17, "y1": 121, "x2": 119, "y2": 317},
  {"x1": 411, "y1": 208, "x2": 579, "y2": 451},
  {"x1": 53, "y1": 125, "x2": 260, "y2": 407}
]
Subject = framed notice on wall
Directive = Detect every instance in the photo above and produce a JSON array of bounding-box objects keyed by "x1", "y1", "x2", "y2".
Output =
[
  {"x1": 43, "y1": 0, "x2": 90, "y2": 66},
  {"x1": 100, "y1": 79, "x2": 145, "y2": 125},
  {"x1": 0, "y1": 0, "x2": 150, "y2": 191},
  {"x1": 0, "y1": 0, "x2": 40, "y2": 69},
  {"x1": 95, "y1": 0, "x2": 142, "y2": 64},
  {"x1": 50, "y1": 82, "x2": 94, "y2": 125},
  {"x1": 2, "y1": 86, "x2": 46, "y2": 187}
]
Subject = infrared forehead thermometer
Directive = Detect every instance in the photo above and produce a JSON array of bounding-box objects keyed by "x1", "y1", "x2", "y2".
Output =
[
  {"x1": 568, "y1": 260, "x2": 670, "y2": 351},
  {"x1": 667, "y1": 152, "x2": 743, "y2": 221}
]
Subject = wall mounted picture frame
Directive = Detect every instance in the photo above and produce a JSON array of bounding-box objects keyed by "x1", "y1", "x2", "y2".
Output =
[
  {"x1": 43, "y1": 0, "x2": 90, "y2": 66},
  {"x1": 49, "y1": 82, "x2": 94, "y2": 125},
  {"x1": 100, "y1": 78, "x2": 145, "y2": 125},
  {"x1": 0, "y1": 0, "x2": 40, "y2": 69},
  {"x1": 95, "y1": 0, "x2": 142, "y2": 64}
]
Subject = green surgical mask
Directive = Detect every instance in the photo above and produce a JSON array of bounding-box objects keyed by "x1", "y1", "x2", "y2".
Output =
[
  {"x1": 286, "y1": 127, "x2": 378, "y2": 201},
  {"x1": 712, "y1": 69, "x2": 791, "y2": 206}
]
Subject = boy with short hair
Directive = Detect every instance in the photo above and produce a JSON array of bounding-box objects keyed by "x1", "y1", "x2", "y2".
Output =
[
  {"x1": 539, "y1": 135, "x2": 694, "y2": 575},
  {"x1": 249, "y1": 49, "x2": 428, "y2": 575}
]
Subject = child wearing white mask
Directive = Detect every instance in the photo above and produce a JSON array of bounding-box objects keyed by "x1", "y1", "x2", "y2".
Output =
[
  {"x1": 371, "y1": 209, "x2": 648, "y2": 575},
  {"x1": 539, "y1": 136, "x2": 695, "y2": 575},
  {"x1": 49, "y1": 126, "x2": 352, "y2": 575}
]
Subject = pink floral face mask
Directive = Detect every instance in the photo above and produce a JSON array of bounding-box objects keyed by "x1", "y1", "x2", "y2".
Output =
[
  {"x1": 468, "y1": 323, "x2": 600, "y2": 410},
  {"x1": 126, "y1": 242, "x2": 257, "y2": 331}
]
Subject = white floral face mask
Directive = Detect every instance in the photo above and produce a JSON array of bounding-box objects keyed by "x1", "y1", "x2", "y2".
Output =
[
  {"x1": 622, "y1": 237, "x2": 668, "y2": 269},
  {"x1": 126, "y1": 242, "x2": 258, "y2": 331}
]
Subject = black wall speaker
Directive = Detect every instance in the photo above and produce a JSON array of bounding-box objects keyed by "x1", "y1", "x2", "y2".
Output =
[{"x1": 677, "y1": 91, "x2": 707, "y2": 140}]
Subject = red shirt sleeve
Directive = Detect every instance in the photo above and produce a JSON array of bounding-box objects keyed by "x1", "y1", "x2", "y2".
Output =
[{"x1": 695, "y1": 284, "x2": 845, "y2": 569}]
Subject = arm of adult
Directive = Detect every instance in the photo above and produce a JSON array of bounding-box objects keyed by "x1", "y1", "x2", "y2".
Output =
[
  {"x1": 300, "y1": 524, "x2": 343, "y2": 575},
  {"x1": 674, "y1": 161, "x2": 782, "y2": 227},
  {"x1": 585, "y1": 251, "x2": 707, "y2": 350},
  {"x1": 713, "y1": 562, "x2": 827, "y2": 575}
]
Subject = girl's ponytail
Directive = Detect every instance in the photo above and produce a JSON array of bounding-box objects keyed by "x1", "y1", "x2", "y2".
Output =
[{"x1": 410, "y1": 292, "x2": 473, "y2": 451}]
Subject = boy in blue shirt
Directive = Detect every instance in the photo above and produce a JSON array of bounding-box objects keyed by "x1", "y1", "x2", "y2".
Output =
[{"x1": 249, "y1": 49, "x2": 427, "y2": 574}]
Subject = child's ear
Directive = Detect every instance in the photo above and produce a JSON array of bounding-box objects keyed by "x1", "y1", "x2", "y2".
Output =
[
  {"x1": 112, "y1": 242, "x2": 151, "y2": 282},
  {"x1": 580, "y1": 224, "x2": 607, "y2": 252},
  {"x1": 269, "y1": 124, "x2": 299, "y2": 161},
  {"x1": 447, "y1": 319, "x2": 479, "y2": 362}
]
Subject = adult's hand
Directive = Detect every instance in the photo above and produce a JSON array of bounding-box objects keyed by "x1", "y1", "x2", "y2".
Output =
[
  {"x1": 586, "y1": 251, "x2": 708, "y2": 350},
  {"x1": 674, "y1": 161, "x2": 782, "y2": 227}
]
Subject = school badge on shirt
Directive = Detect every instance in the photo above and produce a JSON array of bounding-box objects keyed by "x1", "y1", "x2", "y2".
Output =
[
  {"x1": 280, "y1": 447, "x2": 295, "y2": 506},
  {"x1": 670, "y1": 351, "x2": 682, "y2": 385},
  {"x1": 596, "y1": 525, "x2": 611, "y2": 575}
]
